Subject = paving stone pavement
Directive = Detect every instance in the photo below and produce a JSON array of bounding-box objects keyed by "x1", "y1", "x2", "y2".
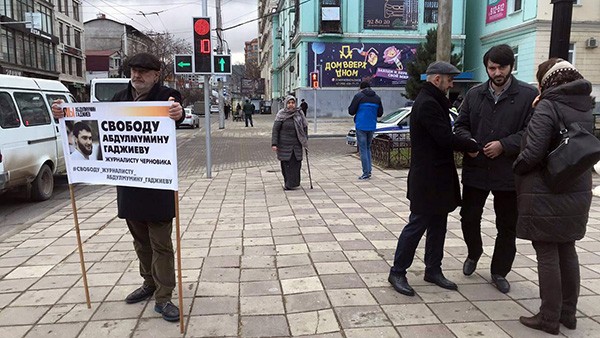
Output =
[{"x1": 2, "y1": 116, "x2": 600, "y2": 337}]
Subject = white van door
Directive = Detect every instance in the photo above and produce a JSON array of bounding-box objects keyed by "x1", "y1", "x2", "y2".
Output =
[{"x1": 1, "y1": 90, "x2": 58, "y2": 192}]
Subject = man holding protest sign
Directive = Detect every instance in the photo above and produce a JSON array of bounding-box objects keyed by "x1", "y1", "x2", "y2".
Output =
[{"x1": 52, "y1": 52, "x2": 184, "y2": 322}]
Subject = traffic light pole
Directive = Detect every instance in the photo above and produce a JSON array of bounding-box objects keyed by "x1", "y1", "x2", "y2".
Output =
[
  {"x1": 216, "y1": 0, "x2": 225, "y2": 129},
  {"x1": 202, "y1": 0, "x2": 212, "y2": 178}
]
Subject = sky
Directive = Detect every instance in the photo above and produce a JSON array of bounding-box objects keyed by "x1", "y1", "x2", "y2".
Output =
[{"x1": 82, "y1": 0, "x2": 259, "y2": 64}]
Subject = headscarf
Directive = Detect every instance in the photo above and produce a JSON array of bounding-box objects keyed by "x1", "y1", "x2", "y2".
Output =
[
  {"x1": 540, "y1": 60, "x2": 584, "y2": 93},
  {"x1": 275, "y1": 95, "x2": 309, "y2": 148}
]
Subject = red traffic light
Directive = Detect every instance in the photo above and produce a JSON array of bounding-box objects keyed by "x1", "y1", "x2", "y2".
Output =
[
  {"x1": 194, "y1": 19, "x2": 210, "y2": 35},
  {"x1": 310, "y1": 72, "x2": 319, "y2": 88}
]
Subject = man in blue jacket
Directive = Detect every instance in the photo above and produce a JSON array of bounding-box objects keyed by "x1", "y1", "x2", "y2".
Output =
[{"x1": 348, "y1": 81, "x2": 384, "y2": 179}]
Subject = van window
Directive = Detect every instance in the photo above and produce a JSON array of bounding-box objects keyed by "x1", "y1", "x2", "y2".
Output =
[
  {"x1": 46, "y1": 93, "x2": 68, "y2": 106},
  {"x1": 14, "y1": 92, "x2": 51, "y2": 127},
  {"x1": 94, "y1": 82, "x2": 129, "y2": 102},
  {"x1": 0, "y1": 92, "x2": 20, "y2": 129}
]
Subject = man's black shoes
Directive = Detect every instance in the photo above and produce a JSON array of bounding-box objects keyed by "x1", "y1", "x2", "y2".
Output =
[
  {"x1": 155, "y1": 301, "x2": 180, "y2": 322},
  {"x1": 388, "y1": 274, "x2": 415, "y2": 296},
  {"x1": 424, "y1": 273, "x2": 458, "y2": 290},
  {"x1": 463, "y1": 258, "x2": 478, "y2": 276},
  {"x1": 125, "y1": 285, "x2": 156, "y2": 304},
  {"x1": 491, "y1": 274, "x2": 510, "y2": 293}
]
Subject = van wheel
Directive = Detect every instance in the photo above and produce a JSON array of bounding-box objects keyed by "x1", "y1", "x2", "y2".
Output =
[{"x1": 31, "y1": 164, "x2": 54, "y2": 201}]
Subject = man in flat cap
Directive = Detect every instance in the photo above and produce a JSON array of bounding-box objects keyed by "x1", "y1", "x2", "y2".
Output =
[
  {"x1": 453, "y1": 45, "x2": 537, "y2": 294},
  {"x1": 52, "y1": 52, "x2": 184, "y2": 322},
  {"x1": 388, "y1": 61, "x2": 479, "y2": 296}
]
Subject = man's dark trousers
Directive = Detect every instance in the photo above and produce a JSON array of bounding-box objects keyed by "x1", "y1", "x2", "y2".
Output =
[
  {"x1": 390, "y1": 213, "x2": 448, "y2": 276},
  {"x1": 245, "y1": 113, "x2": 253, "y2": 127},
  {"x1": 460, "y1": 185, "x2": 518, "y2": 277},
  {"x1": 126, "y1": 219, "x2": 175, "y2": 303}
]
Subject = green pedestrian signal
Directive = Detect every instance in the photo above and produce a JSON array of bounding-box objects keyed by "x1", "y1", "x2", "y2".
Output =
[
  {"x1": 174, "y1": 55, "x2": 193, "y2": 74},
  {"x1": 213, "y1": 54, "x2": 231, "y2": 74}
]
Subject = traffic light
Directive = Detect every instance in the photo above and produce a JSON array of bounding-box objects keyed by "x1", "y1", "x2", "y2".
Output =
[
  {"x1": 174, "y1": 55, "x2": 193, "y2": 74},
  {"x1": 193, "y1": 17, "x2": 212, "y2": 74},
  {"x1": 310, "y1": 71, "x2": 319, "y2": 88},
  {"x1": 213, "y1": 54, "x2": 231, "y2": 74}
]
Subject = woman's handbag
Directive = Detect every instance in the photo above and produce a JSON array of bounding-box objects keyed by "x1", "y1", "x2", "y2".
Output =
[{"x1": 544, "y1": 101, "x2": 600, "y2": 190}]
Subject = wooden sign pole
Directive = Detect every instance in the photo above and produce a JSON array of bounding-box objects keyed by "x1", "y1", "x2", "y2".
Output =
[
  {"x1": 174, "y1": 191, "x2": 185, "y2": 333},
  {"x1": 69, "y1": 184, "x2": 91, "y2": 308}
]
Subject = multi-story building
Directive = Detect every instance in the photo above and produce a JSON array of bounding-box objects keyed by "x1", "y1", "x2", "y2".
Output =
[
  {"x1": 465, "y1": 0, "x2": 600, "y2": 100},
  {"x1": 0, "y1": 0, "x2": 59, "y2": 79},
  {"x1": 83, "y1": 14, "x2": 154, "y2": 83},
  {"x1": 268, "y1": 0, "x2": 467, "y2": 116},
  {"x1": 55, "y1": 0, "x2": 86, "y2": 100},
  {"x1": 258, "y1": 0, "x2": 278, "y2": 102},
  {"x1": 245, "y1": 38, "x2": 259, "y2": 67}
]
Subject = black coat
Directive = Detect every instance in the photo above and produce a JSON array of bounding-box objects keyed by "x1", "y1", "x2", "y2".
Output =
[
  {"x1": 408, "y1": 82, "x2": 479, "y2": 215},
  {"x1": 513, "y1": 79, "x2": 593, "y2": 242},
  {"x1": 112, "y1": 82, "x2": 183, "y2": 221},
  {"x1": 272, "y1": 114, "x2": 305, "y2": 161},
  {"x1": 454, "y1": 76, "x2": 538, "y2": 191}
]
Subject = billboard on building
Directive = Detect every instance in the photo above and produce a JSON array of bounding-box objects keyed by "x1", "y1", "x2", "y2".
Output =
[
  {"x1": 363, "y1": 0, "x2": 419, "y2": 30},
  {"x1": 308, "y1": 42, "x2": 418, "y2": 87},
  {"x1": 486, "y1": 0, "x2": 507, "y2": 24},
  {"x1": 241, "y1": 78, "x2": 265, "y2": 95}
]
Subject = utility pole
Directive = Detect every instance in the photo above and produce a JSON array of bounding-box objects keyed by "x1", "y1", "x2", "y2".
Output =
[
  {"x1": 216, "y1": 0, "x2": 225, "y2": 129},
  {"x1": 436, "y1": 0, "x2": 452, "y2": 62},
  {"x1": 202, "y1": 0, "x2": 212, "y2": 178},
  {"x1": 549, "y1": 0, "x2": 574, "y2": 60}
]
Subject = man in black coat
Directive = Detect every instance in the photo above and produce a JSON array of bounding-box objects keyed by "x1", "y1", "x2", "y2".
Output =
[
  {"x1": 53, "y1": 52, "x2": 184, "y2": 322},
  {"x1": 453, "y1": 45, "x2": 538, "y2": 294},
  {"x1": 112, "y1": 53, "x2": 184, "y2": 322},
  {"x1": 388, "y1": 61, "x2": 479, "y2": 296},
  {"x1": 300, "y1": 99, "x2": 308, "y2": 116}
]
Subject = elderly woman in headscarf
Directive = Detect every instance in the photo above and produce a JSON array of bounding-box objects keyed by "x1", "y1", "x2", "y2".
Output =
[
  {"x1": 271, "y1": 95, "x2": 309, "y2": 190},
  {"x1": 513, "y1": 58, "x2": 594, "y2": 335}
]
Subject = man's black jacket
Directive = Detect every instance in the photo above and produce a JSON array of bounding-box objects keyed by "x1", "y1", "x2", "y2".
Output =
[
  {"x1": 408, "y1": 82, "x2": 478, "y2": 215},
  {"x1": 112, "y1": 82, "x2": 182, "y2": 221}
]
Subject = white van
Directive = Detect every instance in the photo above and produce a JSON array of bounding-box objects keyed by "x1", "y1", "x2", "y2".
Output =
[
  {"x1": 0, "y1": 74, "x2": 75, "y2": 200},
  {"x1": 90, "y1": 78, "x2": 129, "y2": 102}
]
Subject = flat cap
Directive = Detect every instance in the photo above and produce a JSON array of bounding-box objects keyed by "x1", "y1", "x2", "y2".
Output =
[
  {"x1": 128, "y1": 53, "x2": 161, "y2": 71},
  {"x1": 425, "y1": 61, "x2": 461, "y2": 75}
]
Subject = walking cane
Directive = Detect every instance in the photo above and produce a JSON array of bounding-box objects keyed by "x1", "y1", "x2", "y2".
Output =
[{"x1": 305, "y1": 148, "x2": 313, "y2": 189}]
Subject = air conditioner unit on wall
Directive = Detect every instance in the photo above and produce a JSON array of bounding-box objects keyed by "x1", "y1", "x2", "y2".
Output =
[{"x1": 586, "y1": 37, "x2": 597, "y2": 49}]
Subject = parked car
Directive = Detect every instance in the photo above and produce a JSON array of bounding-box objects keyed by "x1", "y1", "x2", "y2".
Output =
[
  {"x1": 0, "y1": 74, "x2": 76, "y2": 201},
  {"x1": 90, "y1": 78, "x2": 129, "y2": 102},
  {"x1": 179, "y1": 108, "x2": 200, "y2": 129},
  {"x1": 346, "y1": 107, "x2": 459, "y2": 146},
  {"x1": 210, "y1": 104, "x2": 219, "y2": 114}
]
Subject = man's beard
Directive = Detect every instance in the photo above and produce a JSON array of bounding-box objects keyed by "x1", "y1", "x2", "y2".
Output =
[
  {"x1": 78, "y1": 141, "x2": 92, "y2": 156},
  {"x1": 490, "y1": 74, "x2": 509, "y2": 87}
]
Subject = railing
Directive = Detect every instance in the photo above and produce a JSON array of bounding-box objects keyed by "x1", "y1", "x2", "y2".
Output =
[{"x1": 371, "y1": 133, "x2": 463, "y2": 169}]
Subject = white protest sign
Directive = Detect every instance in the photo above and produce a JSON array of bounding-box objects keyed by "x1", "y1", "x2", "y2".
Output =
[{"x1": 58, "y1": 102, "x2": 178, "y2": 190}]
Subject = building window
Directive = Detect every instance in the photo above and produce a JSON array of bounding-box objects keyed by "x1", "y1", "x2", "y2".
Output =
[
  {"x1": 59, "y1": 22, "x2": 64, "y2": 44},
  {"x1": 38, "y1": 4, "x2": 53, "y2": 35},
  {"x1": 66, "y1": 26, "x2": 71, "y2": 46},
  {"x1": 62, "y1": 53, "x2": 66, "y2": 73},
  {"x1": 73, "y1": 1, "x2": 80, "y2": 21},
  {"x1": 15, "y1": 0, "x2": 34, "y2": 24},
  {"x1": 64, "y1": 0, "x2": 69, "y2": 16},
  {"x1": 568, "y1": 43, "x2": 575, "y2": 64},
  {"x1": 320, "y1": 0, "x2": 342, "y2": 34},
  {"x1": 58, "y1": 0, "x2": 62, "y2": 13},
  {"x1": 512, "y1": 46, "x2": 519, "y2": 72},
  {"x1": 509, "y1": 0, "x2": 522, "y2": 13},
  {"x1": 424, "y1": 0, "x2": 439, "y2": 23},
  {"x1": 76, "y1": 58, "x2": 82, "y2": 77},
  {"x1": 573, "y1": 0, "x2": 581, "y2": 5},
  {"x1": 74, "y1": 30, "x2": 81, "y2": 49},
  {"x1": 2, "y1": 0, "x2": 13, "y2": 17}
]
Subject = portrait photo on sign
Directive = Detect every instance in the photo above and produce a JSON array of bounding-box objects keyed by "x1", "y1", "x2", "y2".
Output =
[{"x1": 65, "y1": 120, "x2": 103, "y2": 161}]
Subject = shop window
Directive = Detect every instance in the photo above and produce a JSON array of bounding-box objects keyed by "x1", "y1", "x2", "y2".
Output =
[
  {"x1": 568, "y1": 43, "x2": 575, "y2": 64},
  {"x1": 512, "y1": 46, "x2": 519, "y2": 72}
]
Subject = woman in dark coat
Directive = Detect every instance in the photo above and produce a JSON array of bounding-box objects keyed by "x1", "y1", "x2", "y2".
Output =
[
  {"x1": 513, "y1": 58, "x2": 594, "y2": 335},
  {"x1": 271, "y1": 96, "x2": 308, "y2": 190}
]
